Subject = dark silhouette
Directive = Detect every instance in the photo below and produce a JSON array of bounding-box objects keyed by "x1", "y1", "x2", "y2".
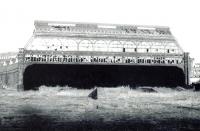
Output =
[
  {"x1": 23, "y1": 64, "x2": 185, "y2": 90},
  {"x1": 88, "y1": 88, "x2": 98, "y2": 100}
]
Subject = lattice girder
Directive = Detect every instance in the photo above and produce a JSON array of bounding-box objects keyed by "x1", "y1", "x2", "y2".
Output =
[
  {"x1": 25, "y1": 36, "x2": 183, "y2": 55},
  {"x1": 24, "y1": 21, "x2": 184, "y2": 55}
]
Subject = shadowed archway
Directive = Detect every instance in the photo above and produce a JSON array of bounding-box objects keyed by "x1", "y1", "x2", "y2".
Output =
[{"x1": 23, "y1": 64, "x2": 185, "y2": 90}]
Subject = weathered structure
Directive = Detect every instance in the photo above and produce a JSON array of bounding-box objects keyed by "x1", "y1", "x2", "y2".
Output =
[
  {"x1": 0, "y1": 21, "x2": 197, "y2": 90},
  {"x1": 192, "y1": 63, "x2": 200, "y2": 78},
  {"x1": 0, "y1": 52, "x2": 18, "y2": 87}
]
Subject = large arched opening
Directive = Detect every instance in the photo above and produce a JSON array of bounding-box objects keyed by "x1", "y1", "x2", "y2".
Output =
[{"x1": 23, "y1": 64, "x2": 185, "y2": 90}]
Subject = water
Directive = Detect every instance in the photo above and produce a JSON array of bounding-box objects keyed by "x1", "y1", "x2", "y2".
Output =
[{"x1": 1, "y1": 86, "x2": 200, "y2": 130}]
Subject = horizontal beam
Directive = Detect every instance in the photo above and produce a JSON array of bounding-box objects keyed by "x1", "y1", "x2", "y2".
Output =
[
  {"x1": 34, "y1": 32, "x2": 175, "y2": 42},
  {"x1": 24, "y1": 50, "x2": 184, "y2": 58},
  {"x1": 25, "y1": 61, "x2": 183, "y2": 69}
]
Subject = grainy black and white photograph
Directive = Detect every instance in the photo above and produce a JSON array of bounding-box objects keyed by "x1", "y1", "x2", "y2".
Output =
[{"x1": 0, "y1": 0, "x2": 200, "y2": 131}]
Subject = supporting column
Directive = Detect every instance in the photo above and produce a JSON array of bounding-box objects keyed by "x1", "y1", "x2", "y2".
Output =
[
  {"x1": 183, "y1": 52, "x2": 190, "y2": 86},
  {"x1": 17, "y1": 48, "x2": 25, "y2": 91}
]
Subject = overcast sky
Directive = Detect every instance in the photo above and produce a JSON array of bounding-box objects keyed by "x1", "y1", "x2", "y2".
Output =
[{"x1": 0, "y1": 0, "x2": 199, "y2": 62}]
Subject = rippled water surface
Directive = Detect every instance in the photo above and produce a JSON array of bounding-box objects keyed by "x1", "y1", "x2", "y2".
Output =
[{"x1": 1, "y1": 86, "x2": 200, "y2": 130}]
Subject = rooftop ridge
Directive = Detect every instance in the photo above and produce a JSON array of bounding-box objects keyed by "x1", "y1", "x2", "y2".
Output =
[
  {"x1": 34, "y1": 20, "x2": 172, "y2": 38},
  {"x1": 34, "y1": 20, "x2": 170, "y2": 30}
]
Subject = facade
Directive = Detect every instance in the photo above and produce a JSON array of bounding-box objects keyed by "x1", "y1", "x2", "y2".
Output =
[{"x1": 0, "y1": 21, "x2": 195, "y2": 89}]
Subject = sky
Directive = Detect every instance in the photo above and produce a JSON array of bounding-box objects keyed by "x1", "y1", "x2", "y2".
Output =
[{"x1": 0, "y1": 0, "x2": 200, "y2": 62}]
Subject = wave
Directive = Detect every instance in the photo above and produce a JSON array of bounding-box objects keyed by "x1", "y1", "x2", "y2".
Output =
[{"x1": 0, "y1": 85, "x2": 195, "y2": 99}]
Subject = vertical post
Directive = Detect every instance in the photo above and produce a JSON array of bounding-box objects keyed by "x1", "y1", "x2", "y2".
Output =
[
  {"x1": 17, "y1": 48, "x2": 25, "y2": 91},
  {"x1": 183, "y1": 52, "x2": 190, "y2": 86},
  {"x1": 5, "y1": 65, "x2": 8, "y2": 85}
]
